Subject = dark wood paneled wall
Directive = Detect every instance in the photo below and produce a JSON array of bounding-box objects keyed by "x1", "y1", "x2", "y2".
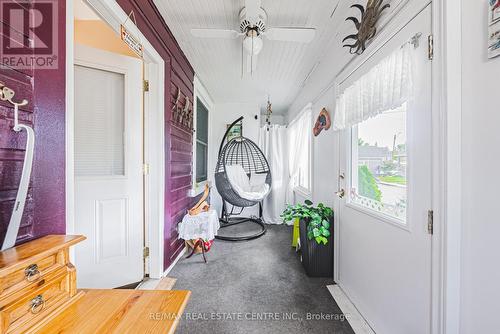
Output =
[
  {"x1": 117, "y1": 0, "x2": 195, "y2": 270},
  {"x1": 0, "y1": 0, "x2": 66, "y2": 245}
]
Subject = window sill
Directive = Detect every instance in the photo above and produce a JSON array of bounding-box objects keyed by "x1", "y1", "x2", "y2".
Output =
[{"x1": 188, "y1": 180, "x2": 210, "y2": 197}]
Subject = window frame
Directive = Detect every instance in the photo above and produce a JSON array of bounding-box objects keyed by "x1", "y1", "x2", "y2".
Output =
[
  {"x1": 190, "y1": 77, "x2": 214, "y2": 196},
  {"x1": 289, "y1": 105, "x2": 313, "y2": 199},
  {"x1": 195, "y1": 98, "x2": 209, "y2": 184}
]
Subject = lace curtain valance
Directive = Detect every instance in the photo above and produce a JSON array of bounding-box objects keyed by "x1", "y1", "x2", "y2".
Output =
[{"x1": 333, "y1": 43, "x2": 414, "y2": 130}]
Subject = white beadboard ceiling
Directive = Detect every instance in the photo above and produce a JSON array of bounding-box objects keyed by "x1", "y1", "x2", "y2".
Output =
[
  {"x1": 153, "y1": 0, "x2": 341, "y2": 114},
  {"x1": 153, "y1": 0, "x2": 403, "y2": 114}
]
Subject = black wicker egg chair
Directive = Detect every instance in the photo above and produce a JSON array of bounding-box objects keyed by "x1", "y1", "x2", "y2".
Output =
[{"x1": 215, "y1": 117, "x2": 272, "y2": 241}]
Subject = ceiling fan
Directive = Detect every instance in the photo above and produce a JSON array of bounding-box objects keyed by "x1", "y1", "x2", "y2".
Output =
[{"x1": 191, "y1": 0, "x2": 316, "y2": 75}]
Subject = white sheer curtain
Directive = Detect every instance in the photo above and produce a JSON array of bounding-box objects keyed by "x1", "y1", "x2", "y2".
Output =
[
  {"x1": 258, "y1": 125, "x2": 288, "y2": 224},
  {"x1": 333, "y1": 43, "x2": 414, "y2": 130},
  {"x1": 286, "y1": 104, "x2": 312, "y2": 203}
]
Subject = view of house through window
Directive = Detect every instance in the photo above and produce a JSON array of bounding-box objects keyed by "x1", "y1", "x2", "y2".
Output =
[
  {"x1": 196, "y1": 98, "x2": 209, "y2": 183},
  {"x1": 350, "y1": 104, "x2": 407, "y2": 221}
]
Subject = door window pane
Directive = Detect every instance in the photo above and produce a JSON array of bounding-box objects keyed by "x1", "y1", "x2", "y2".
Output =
[
  {"x1": 75, "y1": 65, "x2": 125, "y2": 176},
  {"x1": 351, "y1": 104, "x2": 407, "y2": 221}
]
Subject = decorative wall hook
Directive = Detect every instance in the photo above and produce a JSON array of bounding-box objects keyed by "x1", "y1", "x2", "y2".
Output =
[
  {"x1": 171, "y1": 86, "x2": 193, "y2": 131},
  {"x1": 410, "y1": 32, "x2": 423, "y2": 48},
  {"x1": 182, "y1": 97, "x2": 190, "y2": 128},
  {"x1": 0, "y1": 81, "x2": 34, "y2": 251},
  {"x1": 172, "y1": 87, "x2": 182, "y2": 112},
  {"x1": 0, "y1": 82, "x2": 28, "y2": 107}
]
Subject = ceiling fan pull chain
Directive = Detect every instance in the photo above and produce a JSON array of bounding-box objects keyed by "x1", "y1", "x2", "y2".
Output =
[{"x1": 241, "y1": 41, "x2": 244, "y2": 79}]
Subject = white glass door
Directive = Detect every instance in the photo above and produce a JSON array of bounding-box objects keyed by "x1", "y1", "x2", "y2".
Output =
[{"x1": 336, "y1": 6, "x2": 432, "y2": 334}]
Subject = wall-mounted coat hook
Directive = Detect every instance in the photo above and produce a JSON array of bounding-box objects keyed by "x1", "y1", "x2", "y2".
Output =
[
  {"x1": 0, "y1": 81, "x2": 34, "y2": 251},
  {"x1": 0, "y1": 81, "x2": 28, "y2": 107}
]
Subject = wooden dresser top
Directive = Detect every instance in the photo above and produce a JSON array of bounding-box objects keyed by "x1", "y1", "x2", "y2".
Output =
[
  {"x1": 0, "y1": 235, "x2": 190, "y2": 334},
  {"x1": 0, "y1": 235, "x2": 86, "y2": 275}
]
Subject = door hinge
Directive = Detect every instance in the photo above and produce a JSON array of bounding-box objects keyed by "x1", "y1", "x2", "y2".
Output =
[
  {"x1": 428, "y1": 35, "x2": 434, "y2": 60},
  {"x1": 427, "y1": 210, "x2": 434, "y2": 235},
  {"x1": 143, "y1": 163, "x2": 150, "y2": 175},
  {"x1": 143, "y1": 79, "x2": 150, "y2": 92},
  {"x1": 143, "y1": 246, "x2": 150, "y2": 259}
]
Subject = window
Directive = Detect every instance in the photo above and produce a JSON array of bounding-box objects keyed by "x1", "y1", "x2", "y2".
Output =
[
  {"x1": 288, "y1": 105, "x2": 312, "y2": 195},
  {"x1": 350, "y1": 104, "x2": 407, "y2": 221},
  {"x1": 195, "y1": 98, "x2": 209, "y2": 183},
  {"x1": 75, "y1": 65, "x2": 125, "y2": 177}
]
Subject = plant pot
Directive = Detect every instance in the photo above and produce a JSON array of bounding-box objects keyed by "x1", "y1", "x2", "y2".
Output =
[{"x1": 299, "y1": 217, "x2": 334, "y2": 277}]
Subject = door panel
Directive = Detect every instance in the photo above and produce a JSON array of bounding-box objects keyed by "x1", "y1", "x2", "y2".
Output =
[
  {"x1": 337, "y1": 6, "x2": 432, "y2": 334},
  {"x1": 74, "y1": 44, "x2": 143, "y2": 288},
  {"x1": 96, "y1": 198, "x2": 128, "y2": 261}
]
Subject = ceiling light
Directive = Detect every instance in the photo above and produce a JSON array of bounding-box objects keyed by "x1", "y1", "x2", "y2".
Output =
[{"x1": 243, "y1": 35, "x2": 263, "y2": 55}]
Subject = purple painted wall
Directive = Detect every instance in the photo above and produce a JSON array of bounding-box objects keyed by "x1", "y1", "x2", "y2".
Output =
[
  {"x1": 0, "y1": 0, "x2": 66, "y2": 245},
  {"x1": 0, "y1": 0, "x2": 193, "y2": 271},
  {"x1": 117, "y1": 0, "x2": 195, "y2": 270}
]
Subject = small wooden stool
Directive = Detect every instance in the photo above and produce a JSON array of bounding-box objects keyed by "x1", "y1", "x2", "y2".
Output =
[{"x1": 178, "y1": 209, "x2": 219, "y2": 263}]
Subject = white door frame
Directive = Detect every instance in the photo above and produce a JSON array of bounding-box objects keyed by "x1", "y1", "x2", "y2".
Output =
[
  {"x1": 66, "y1": 0, "x2": 166, "y2": 279},
  {"x1": 431, "y1": 0, "x2": 462, "y2": 333},
  {"x1": 330, "y1": 1, "x2": 463, "y2": 333}
]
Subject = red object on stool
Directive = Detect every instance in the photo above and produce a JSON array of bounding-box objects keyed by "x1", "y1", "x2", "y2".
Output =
[{"x1": 204, "y1": 240, "x2": 213, "y2": 251}]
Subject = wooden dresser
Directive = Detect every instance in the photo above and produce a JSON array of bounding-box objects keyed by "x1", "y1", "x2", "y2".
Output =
[{"x1": 0, "y1": 235, "x2": 190, "y2": 334}]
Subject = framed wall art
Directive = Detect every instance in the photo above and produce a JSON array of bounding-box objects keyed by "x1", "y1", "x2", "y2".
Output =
[
  {"x1": 489, "y1": 20, "x2": 500, "y2": 59},
  {"x1": 226, "y1": 121, "x2": 242, "y2": 142}
]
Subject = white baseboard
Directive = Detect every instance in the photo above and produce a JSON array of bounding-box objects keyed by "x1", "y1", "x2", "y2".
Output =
[
  {"x1": 327, "y1": 284, "x2": 375, "y2": 334},
  {"x1": 163, "y1": 246, "x2": 187, "y2": 277}
]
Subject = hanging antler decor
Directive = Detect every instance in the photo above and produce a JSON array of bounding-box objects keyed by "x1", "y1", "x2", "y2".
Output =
[
  {"x1": 342, "y1": 0, "x2": 390, "y2": 55},
  {"x1": 171, "y1": 86, "x2": 194, "y2": 131}
]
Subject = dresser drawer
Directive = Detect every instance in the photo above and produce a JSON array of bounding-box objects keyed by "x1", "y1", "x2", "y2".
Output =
[
  {"x1": 0, "y1": 252, "x2": 65, "y2": 302},
  {"x1": 0, "y1": 267, "x2": 71, "y2": 333}
]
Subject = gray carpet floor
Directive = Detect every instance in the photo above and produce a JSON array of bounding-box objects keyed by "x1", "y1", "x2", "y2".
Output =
[{"x1": 170, "y1": 223, "x2": 355, "y2": 334}]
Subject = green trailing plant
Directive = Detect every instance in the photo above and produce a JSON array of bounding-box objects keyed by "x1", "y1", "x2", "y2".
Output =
[{"x1": 281, "y1": 200, "x2": 333, "y2": 245}]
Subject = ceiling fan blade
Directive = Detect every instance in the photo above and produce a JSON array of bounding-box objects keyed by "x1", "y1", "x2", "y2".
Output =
[
  {"x1": 245, "y1": 0, "x2": 261, "y2": 21},
  {"x1": 191, "y1": 29, "x2": 240, "y2": 39},
  {"x1": 264, "y1": 28, "x2": 316, "y2": 43}
]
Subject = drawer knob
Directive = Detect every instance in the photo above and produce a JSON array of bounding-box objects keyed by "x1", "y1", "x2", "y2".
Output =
[
  {"x1": 24, "y1": 264, "x2": 40, "y2": 282},
  {"x1": 30, "y1": 295, "x2": 45, "y2": 314}
]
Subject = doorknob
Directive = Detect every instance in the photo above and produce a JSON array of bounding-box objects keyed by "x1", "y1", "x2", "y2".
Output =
[{"x1": 336, "y1": 189, "x2": 345, "y2": 199}]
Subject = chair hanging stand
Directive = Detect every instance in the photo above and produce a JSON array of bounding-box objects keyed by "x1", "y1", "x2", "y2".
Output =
[{"x1": 214, "y1": 117, "x2": 271, "y2": 241}]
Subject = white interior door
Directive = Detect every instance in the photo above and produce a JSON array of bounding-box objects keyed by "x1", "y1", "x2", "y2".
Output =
[
  {"x1": 336, "y1": 7, "x2": 432, "y2": 334},
  {"x1": 74, "y1": 44, "x2": 144, "y2": 288}
]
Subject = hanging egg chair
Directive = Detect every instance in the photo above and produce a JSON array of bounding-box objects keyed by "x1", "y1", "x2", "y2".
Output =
[{"x1": 215, "y1": 116, "x2": 272, "y2": 241}]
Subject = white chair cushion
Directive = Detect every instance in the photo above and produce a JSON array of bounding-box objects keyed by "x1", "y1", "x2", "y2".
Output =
[
  {"x1": 226, "y1": 165, "x2": 270, "y2": 201},
  {"x1": 226, "y1": 164, "x2": 251, "y2": 192},
  {"x1": 250, "y1": 173, "x2": 267, "y2": 191}
]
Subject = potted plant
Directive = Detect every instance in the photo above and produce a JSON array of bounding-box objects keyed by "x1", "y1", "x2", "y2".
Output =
[{"x1": 281, "y1": 200, "x2": 334, "y2": 277}]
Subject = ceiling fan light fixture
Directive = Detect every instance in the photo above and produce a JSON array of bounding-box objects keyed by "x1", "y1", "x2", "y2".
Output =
[{"x1": 243, "y1": 35, "x2": 263, "y2": 55}]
